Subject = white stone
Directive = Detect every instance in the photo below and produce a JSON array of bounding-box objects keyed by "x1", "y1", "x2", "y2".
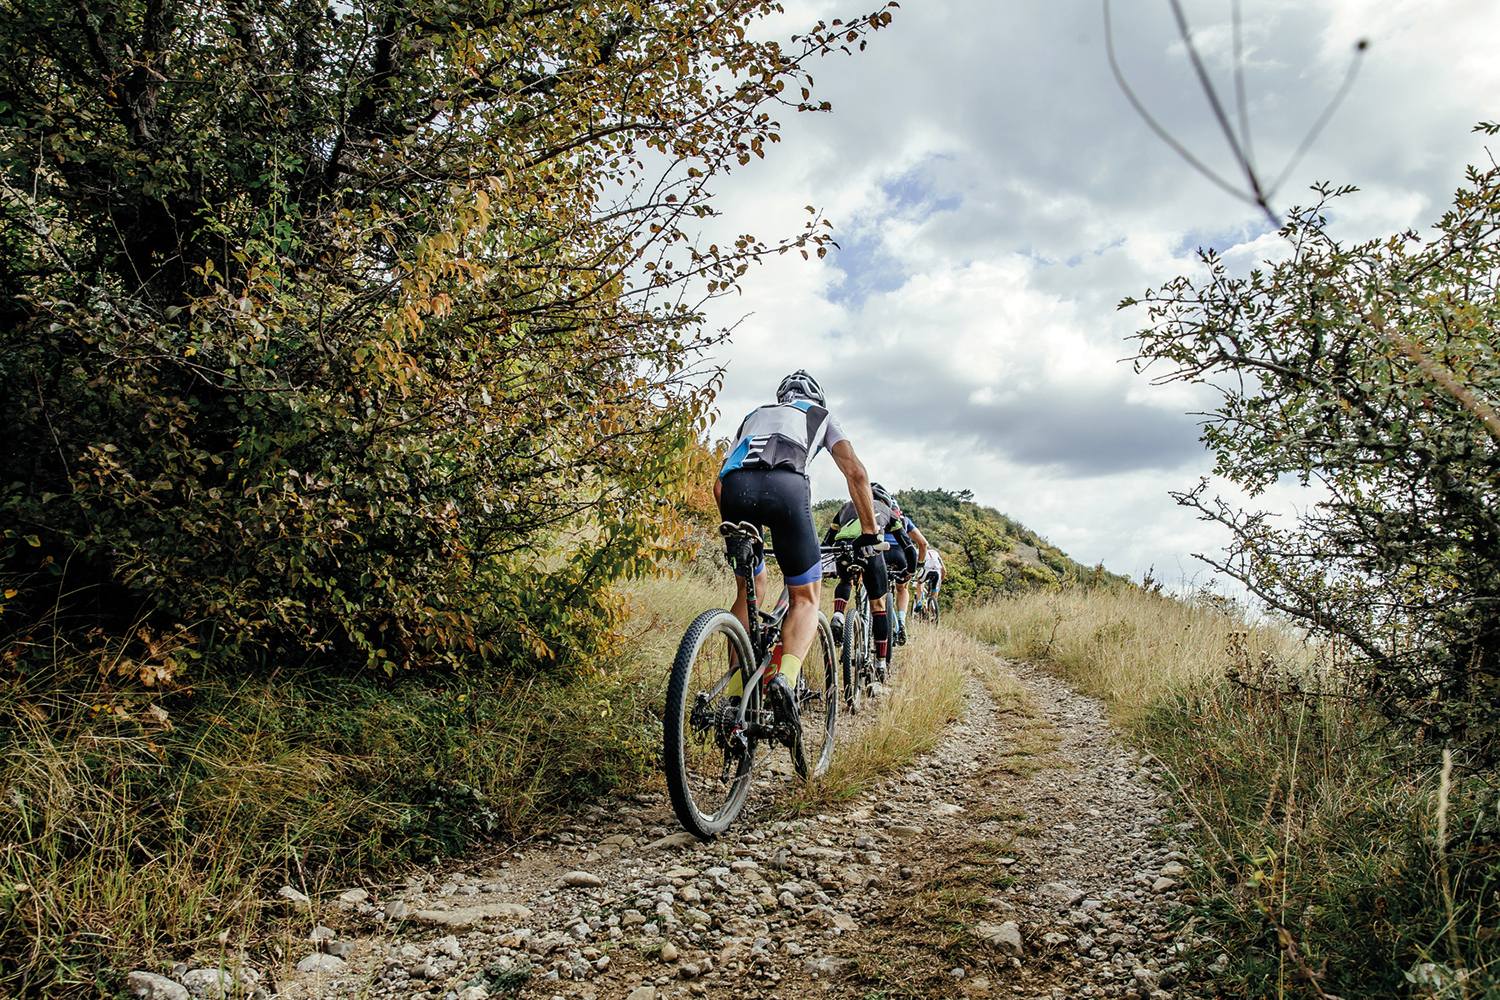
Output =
[
  {"x1": 295, "y1": 954, "x2": 347, "y2": 974},
  {"x1": 411, "y1": 902, "x2": 533, "y2": 928},
  {"x1": 126, "y1": 971, "x2": 189, "y2": 1000},
  {"x1": 975, "y1": 921, "x2": 1024, "y2": 958},
  {"x1": 1036, "y1": 883, "x2": 1086, "y2": 906},
  {"x1": 562, "y1": 870, "x2": 603, "y2": 887},
  {"x1": 647, "y1": 832, "x2": 698, "y2": 850},
  {"x1": 338, "y1": 888, "x2": 369, "y2": 904},
  {"x1": 180, "y1": 969, "x2": 233, "y2": 998}
]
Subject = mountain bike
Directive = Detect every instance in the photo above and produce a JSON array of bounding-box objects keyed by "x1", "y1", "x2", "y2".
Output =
[
  {"x1": 914, "y1": 581, "x2": 940, "y2": 626},
  {"x1": 662, "y1": 521, "x2": 839, "y2": 839},
  {"x1": 825, "y1": 541, "x2": 878, "y2": 715}
]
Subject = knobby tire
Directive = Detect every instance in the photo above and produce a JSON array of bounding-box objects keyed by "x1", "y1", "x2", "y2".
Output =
[{"x1": 663, "y1": 609, "x2": 758, "y2": 839}]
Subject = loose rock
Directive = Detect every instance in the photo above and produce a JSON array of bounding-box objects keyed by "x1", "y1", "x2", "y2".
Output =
[{"x1": 126, "y1": 971, "x2": 189, "y2": 1000}]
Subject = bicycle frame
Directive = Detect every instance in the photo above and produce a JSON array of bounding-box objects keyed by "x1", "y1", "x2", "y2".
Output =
[{"x1": 720, "y1": 523, "x2": 791, "y2": 742}]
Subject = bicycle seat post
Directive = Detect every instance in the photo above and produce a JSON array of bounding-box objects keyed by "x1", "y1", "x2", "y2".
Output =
[{"x1": 720, "y1": 521, "x2": 765, "y2": 657}]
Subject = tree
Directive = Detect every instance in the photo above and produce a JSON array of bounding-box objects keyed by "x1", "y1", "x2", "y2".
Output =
[
  {"x1": 1128, "y1": 128, "x2": 1500, "y2": 749},
  {"x1": 0, "y1": 0, "x2": 895, "y2": 678}
]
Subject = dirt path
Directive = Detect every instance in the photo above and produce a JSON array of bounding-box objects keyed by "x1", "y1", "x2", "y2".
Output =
[{"x1": 242, "y1": 649, "x2": 1211, "y2": 1000}]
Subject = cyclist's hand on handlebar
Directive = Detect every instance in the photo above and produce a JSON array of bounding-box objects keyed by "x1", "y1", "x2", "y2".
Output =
[{"x1": 853, "y1": 533, "x2": 890, "y2": 562}]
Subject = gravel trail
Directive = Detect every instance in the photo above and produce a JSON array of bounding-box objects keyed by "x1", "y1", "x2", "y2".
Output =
[{"x1": 207, "y1": 645, "x2": 1214, "y2": 1000}]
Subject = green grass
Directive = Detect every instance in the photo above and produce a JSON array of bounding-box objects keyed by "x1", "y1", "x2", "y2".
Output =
[
  {"x1": 0, "y1": 557, "x2": 738, "y2": 997},
  {"x1": 952, "y1": 586, "x2": 1500, "y2": 998},
  {"x1": 0, "y1": 530, "x2": 993, "y2": 997}
]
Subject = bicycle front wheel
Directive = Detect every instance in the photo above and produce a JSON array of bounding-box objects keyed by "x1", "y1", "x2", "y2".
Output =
[
  {"x1": 663, "y1": 609, "x2": 759, "y2": 839},
  {"x1": 795, "y1": 612, "x2": 839, "y2": 780}
]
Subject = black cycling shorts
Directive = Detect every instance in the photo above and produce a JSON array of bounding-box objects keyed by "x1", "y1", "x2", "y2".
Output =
[
  {"x1": 718, "y1": 468, "x2": 822, "y2": 586},
  {"x1": 925, "y1": 570, "x2": 941, "y2": 591},
  {"x1": 882, "y1": 543, "x2": 909, "y2": 579},
  {"x1": 842, "y1": 546, "x2": 889, "y2": 601}
]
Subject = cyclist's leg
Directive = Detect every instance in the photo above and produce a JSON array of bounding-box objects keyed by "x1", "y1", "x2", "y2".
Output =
[
  {"x1": 717, "y1": 470, "x2": 772, "y2": 696},
  {"x1": 761, "y1": 470, "x2": 822, "y2": 683},
  {"x1": 781, "y1": 579, "x2": 821, "y2": 672},
  {"x1": 866, "y1": 553, "x2": 890, "y2": 668}
]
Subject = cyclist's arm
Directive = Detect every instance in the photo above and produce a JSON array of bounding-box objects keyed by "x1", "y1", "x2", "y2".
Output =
[
  {"x1": 910, "y1": 525, "x2": 930, "y2": 563},
  {"x1": 829, "y1": 439, "x2": 877, "y2": 534}
]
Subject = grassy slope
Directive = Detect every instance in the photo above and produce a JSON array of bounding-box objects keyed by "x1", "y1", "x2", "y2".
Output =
[
  {"x1": 951, "y1": 589, "x2": 1500, "y2": 999},
  {"x1": 0, "y1": 530, "x2": 990, "y2": 995},
  {"x1": 813, "y1": 489, "x2": 1131, "y2": 593}
]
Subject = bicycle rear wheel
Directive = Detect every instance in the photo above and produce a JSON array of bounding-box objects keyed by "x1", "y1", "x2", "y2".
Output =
[
  {"x1": 663, "y1": 609, "x2": 759, "y2": 839},
  {"x1": 841, "y1": 582, "x2": 868, "y2": 714},
  {"x1": 794, "y1": 613, "x2": 838, "y2": 779},
  {"x1": 932, "y1": 596, "x2": 941, "y2": 626}
]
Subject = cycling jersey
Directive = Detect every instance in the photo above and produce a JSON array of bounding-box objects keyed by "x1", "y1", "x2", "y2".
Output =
[
  {"x1": 924, "y1": 549, "x2": 944, "y2": 575},
  {"x1": 885, "y1": 513, "x2": 916, "y2": 546},
  {"x1": 719, "y1": 399, "x2": 847, "y2": 479},
  {"x1": 830, "y1": 498, "x2": 898, "y2": 540}
]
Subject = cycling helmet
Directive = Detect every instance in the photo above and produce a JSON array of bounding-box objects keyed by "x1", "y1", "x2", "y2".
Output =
[
  {"x1": 776, "y1": 370, "x2": 826, "y2": 406},
  {"x1": 870, "y1": 482, "x2": 894, "y2": 507}
]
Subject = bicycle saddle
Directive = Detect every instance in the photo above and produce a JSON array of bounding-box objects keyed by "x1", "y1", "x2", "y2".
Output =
[{"x1": 718, "y1": 521, "x2": 762, "y2": 540}]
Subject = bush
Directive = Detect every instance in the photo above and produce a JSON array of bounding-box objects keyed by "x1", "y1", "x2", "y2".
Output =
[
  {"x1": 1128, "y1": 128, "x2": 1500, "y2": 752},
  {"x1": 0, "y1": 0, "x2": 893, "y2": 679}
]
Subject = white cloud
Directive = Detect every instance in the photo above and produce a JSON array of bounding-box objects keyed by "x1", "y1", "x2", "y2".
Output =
[{"x1": 692, "y1": 0, "x2": 1500, "y2": 583}]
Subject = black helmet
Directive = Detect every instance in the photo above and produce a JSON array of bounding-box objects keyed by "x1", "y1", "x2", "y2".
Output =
[
  {"x1": 776, "y1": 370, "x2": 825, "y2": 406},
  {"x1": 870, "y1": 482, "x2": 893, "y2": 507}
]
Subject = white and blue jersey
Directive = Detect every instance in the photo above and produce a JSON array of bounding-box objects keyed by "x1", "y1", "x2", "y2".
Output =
[{"x1": 718, "y1": 399, "x2": 847, "y2": 479}]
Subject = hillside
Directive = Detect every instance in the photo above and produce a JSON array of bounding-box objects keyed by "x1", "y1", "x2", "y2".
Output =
[{"x1": 813, "y1": 487, "x2": 1130, "y2": 601}]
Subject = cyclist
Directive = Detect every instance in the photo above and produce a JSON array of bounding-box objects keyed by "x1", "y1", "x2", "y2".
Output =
[
  {"x1": 884, "y1": 498, "x2": 929, "y2": 645},
  {"x1": 821, "y1": 483, "x2": 902, "y2": 682},
  {"x1": 916, "y1": 546, "x2": 945, "y2": 617},
  {"x1": 714, "y1": 370, "x2": 881, "y2": 738}
]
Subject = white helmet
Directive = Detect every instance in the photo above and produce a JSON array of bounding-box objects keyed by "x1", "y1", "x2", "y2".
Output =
[{"x1": 776, "y1": 370, "x2": 825, "y2": 406}]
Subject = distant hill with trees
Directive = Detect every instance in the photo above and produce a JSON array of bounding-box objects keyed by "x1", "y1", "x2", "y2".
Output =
[{"x1": 813, "y1": 488, "x2": 1130, "y2": 602}]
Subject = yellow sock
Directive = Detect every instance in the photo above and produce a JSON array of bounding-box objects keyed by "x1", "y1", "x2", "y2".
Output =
[{"x1": 779, "y1": 653, "x2": 802, "y2": 687}]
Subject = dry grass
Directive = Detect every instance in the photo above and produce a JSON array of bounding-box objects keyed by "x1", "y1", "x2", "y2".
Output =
[
  {"x1": 791, "y1": 626, "x2": 1030, "y2": 810},
  {"x1": 0, "y1": 556, "x2": 739, "y2": 994},
  {"x1": 949, "y1": 586, "x2": 1314, "y2": 718},
  {"x1": 948, "y1": 585, "x2": 1500, "y2": 996}
]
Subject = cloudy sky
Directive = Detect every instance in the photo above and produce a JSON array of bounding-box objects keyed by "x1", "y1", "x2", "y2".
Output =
[{"x1": 693, "y1": 0, "x2": 1500, "y2": 586}]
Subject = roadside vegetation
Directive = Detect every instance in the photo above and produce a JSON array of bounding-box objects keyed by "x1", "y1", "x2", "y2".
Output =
[
  {"x1": 954, "y1": 583, "x2": 1500, "y2": 998},
  {"x1": 0, "y1": 0, "x2": 898, "y2": 993},
  {"x1": 814, "y1": 488, "x2": 1130, "y2": 605}
]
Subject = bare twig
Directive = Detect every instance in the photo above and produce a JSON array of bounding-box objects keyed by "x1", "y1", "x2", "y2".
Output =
[{"x1": 1103, "y1": 0, "x2": 1368, "y2": 226}]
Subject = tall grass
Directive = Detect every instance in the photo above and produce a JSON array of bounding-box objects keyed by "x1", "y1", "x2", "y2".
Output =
[
  {"x1": 950, "y1": 587, "x2": 1500, "y2": 998},
  {"x1": 795, "y1": 628, "x2": 1011, "y2": 807},
  {"x1": 950, "y1": 586, "x2": 1308, "y2": 717},
  {"x1": 0, "y1": 555, "x2": 738, "y2": 996}
]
